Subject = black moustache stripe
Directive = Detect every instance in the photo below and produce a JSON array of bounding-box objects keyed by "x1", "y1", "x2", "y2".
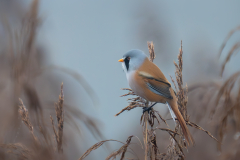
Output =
[{"x1": 124, "y1": 57, "x2": 130, "y2": 71}]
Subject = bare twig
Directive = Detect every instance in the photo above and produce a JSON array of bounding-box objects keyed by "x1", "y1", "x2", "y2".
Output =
[
  {"x1": 79, "y1": 140, "x2": 122, "y2": 160},
  {"x1": 106, "y1": 136, "x2": 134, "y2": 160},
  {"x1": 186, "y1": 121, "x2": 218, "y2": 142}
]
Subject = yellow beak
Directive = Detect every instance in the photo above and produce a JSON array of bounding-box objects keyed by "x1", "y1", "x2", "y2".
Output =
[{"x1": 118, "y1": 58, "x2": 124, "y2": 62}]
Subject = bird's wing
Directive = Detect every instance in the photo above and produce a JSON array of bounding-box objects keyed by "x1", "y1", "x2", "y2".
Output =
[{"x1": 138, "y1": 71, "x2": 173, "y2": 99}]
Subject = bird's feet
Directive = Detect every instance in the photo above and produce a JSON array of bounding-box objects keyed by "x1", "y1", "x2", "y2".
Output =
[
  {"x1": 142, "y1": 107, "x2": 152, "y2": 113},
  {"x1": 142, "y1": 102, "x2": 157, "y2": 114}
]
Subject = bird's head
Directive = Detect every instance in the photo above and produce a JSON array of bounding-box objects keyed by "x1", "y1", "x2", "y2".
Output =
[{"x1": 118, "y1": 49, "x2": 147, "y2": 73}]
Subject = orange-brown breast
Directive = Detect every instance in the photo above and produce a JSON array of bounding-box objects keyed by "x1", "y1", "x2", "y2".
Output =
[{"x1": 129, "y1": 58, "x2": 173, "y2": 103}]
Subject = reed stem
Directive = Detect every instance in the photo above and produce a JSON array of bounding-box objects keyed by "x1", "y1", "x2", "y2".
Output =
[{"x1": 144, "y1": 101, "x2": 149, "y2": 160}]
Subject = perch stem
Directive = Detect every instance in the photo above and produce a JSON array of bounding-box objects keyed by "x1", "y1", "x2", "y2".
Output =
[{"x1": 144, "y1": 101, "x2": 149, "y2": 160}]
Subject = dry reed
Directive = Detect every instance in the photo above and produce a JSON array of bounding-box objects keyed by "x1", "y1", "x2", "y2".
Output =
[
  {"x1": 18, "y1": 98, "x2": 39, "y2": 143},
  {"x1": 0, "y1": 0, "x2": 102, "y2": 159},
  {"x1": 79, "y1": 137, "x2": 136, "y2": 160},
  {"x1": 0, "y1": 143, "x2": 32, "y2": 160},
  {"x1": 1, "y1": 0, "x2": 240, "y2": 159},
  {"x1": 186, "y1": 25, "x2": 240, "y2": 159},
  {"x1": 50, "y1": 83, "x2": 64, "y2": 153}
]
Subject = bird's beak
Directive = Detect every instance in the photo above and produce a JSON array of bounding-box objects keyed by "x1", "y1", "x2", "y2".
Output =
[{"x1": 118, "y1": 58, "x2": 124, "y2": 62}]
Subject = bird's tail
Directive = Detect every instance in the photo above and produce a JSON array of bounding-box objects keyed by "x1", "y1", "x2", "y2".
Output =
[{"x1": 167, "y1": 101, "x2": 194, "y2": 146}]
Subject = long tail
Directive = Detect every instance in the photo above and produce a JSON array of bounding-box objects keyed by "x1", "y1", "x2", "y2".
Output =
[{"x1": 167, "y1": 101, "x2": 194, "y2": 146}]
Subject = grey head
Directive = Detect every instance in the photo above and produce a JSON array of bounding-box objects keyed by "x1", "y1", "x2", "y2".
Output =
[{"x1": 121, "y1": 49, "x2": 147, "y2": 73}]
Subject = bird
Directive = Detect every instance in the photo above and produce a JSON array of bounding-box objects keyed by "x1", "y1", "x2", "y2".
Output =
[{"x1": 118, "y1": 49, "x2": 194, "y2": 145}]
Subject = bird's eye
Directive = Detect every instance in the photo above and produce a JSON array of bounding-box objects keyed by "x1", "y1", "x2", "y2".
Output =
[{"x1": 127, "y1": 57, "x2": 130, "y2": 60}]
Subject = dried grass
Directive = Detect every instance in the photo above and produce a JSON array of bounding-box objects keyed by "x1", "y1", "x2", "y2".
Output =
[
  {"x1": 50, "y1": 83, "x2": 64, "y2": 153},
  {"x1": 115, "y1": 89, "x2": 145, "y2": 116},
  {"x1": 80, "y1": 41, "x2": 217, "y2": 160},
  {"x1": 0, "y1": 143, "x2": 32, "y2": 160},
  {"x1": 106, "y1": 136, "x2": 134, "y2": 160},
  {"x1": 186, "y1": 25, "x2": 240, "y2": 159},
  {"x1": 1, "y1": 0, "x2": 240, "y2": 159},
  {"x1": 219, "y1": 26, "x2": 240, "y2": 76},
  {"x1": 79, "y1": 137, "x2": 134, "y2": 160},
  {"x1": 0, "y1": 0, "x2": 102, "y2": 159},
  {"x1": 18, "y1": 98, "x2": 38, "y2": 143}
]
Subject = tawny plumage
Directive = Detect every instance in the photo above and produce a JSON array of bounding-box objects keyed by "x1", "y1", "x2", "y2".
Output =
[{"x1": 119, "y1": 49, "x2": 194, "y2": 145}]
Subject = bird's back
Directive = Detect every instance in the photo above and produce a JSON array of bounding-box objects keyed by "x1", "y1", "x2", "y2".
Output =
[
  {"x1": 138, "y1": 58, "x2": 170, "y2": 83},
  {"x1": 127, "y1": 58, "x2": 171, "y2": 103}
]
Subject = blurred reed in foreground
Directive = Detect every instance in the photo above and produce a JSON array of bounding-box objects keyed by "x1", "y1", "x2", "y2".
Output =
[
  {"x1": 186, "y1": 25, "x2": 240, "y2": 160},
  {"x1": 0, "y1": 0, "x2": 102, "y2": 159}
]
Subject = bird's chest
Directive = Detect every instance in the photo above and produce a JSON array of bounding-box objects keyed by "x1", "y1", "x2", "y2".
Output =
[
  {"x1": 127, "y1": 71, "x2": 148, "y2": 100},
  {"x1": 126, "y1": 71, "x2": 167, "y2": 103}
]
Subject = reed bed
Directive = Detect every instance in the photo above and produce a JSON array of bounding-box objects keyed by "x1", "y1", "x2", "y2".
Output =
[
  {"x1": 0, "y1": 1, "x2": 101, "y2": 159},
  {"x1": 80, "y1": 41, "x2": 217, "y2": 160},
  {"x1": 0, "y1": 0, "x2": 240, "y2": 160}
]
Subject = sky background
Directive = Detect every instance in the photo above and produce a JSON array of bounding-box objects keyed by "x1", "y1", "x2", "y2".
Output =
[{"x1": 16, "y1": 0, "x2": 240, "y2": 159}]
